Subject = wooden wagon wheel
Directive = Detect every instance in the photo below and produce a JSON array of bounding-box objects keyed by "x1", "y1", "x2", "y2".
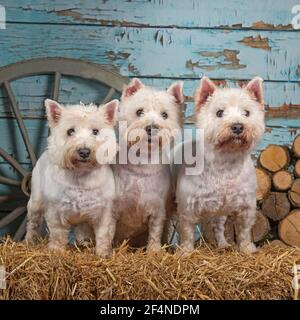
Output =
[{"x1": 0, "y1": 57, "x2": 129, "y2": 241}]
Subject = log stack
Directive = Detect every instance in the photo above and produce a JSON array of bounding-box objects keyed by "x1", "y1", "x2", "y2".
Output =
[
  {"x1": 255, "y1": 137, "x2": 300, "y2": 247},
  {"x1": 202, "y1": 134, "x2": 300, "y2": 248}
]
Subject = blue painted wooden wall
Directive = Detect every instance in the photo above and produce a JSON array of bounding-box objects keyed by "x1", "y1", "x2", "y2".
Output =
[{"x1": 0, "y1": 0, "x2": 300, "y2": 234}]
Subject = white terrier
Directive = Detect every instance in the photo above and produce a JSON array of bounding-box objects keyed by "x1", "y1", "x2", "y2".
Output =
[
  {"x1": 176, "y1": 77, "x2": 265, "y2": 253},
  {"x1": 113, "y1": 78, "x2": 184, "y2": 250},
  {"x1": 25, "y1": 98, "x2": 118, "y2": 258}
]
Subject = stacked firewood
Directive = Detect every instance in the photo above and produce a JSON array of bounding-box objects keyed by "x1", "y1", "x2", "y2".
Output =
[
  {"x1": 255, "y1": 134, "x2": 300, "y2": 247},
  {"x1": 202, "y1": 134, "x2": 300, "y2": 248}
]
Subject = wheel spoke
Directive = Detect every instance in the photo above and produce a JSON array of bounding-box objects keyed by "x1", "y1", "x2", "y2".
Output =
[
  {"x1": 0, "y1": 147, "x2": 28, "y2": 177},
  {"x1": 13, "y1": 215, "x2": 27, "y2": 241},
  {"x1": 0, "y1": 194, "x2": 26, "y2": 204},
  {"x1": 3, "y1": 81, "x2": 37, "y2": 166},
  {"x1": 101, "y1": 87, "x2": 115, "y2": 104},
  {"x1": 0, "y1": 206, "x2": 26, "y2": 229},
  {"x1": 0, "y1": 175, "x2": 21, "y2": 186},
  {"x1": 52, "y1": 72, "x2": 61, "y2": 101}
]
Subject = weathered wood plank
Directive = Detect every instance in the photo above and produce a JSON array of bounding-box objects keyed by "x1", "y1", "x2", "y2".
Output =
[
  {"x1": 0, "y1": 25, "x2": 300, "y2": 81},
  {"x1": 259, "y1": 119, "x2": 300, "y2": 151},
  {"x1": 2, "y1": 77, "x2": 300, "y2": 119},
  {"x1": 2, "y1": 0, "x2": 298, "y2": 30}
]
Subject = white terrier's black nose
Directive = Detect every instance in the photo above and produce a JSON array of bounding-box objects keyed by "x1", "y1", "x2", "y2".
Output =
[
  {"x1": 78, "y1": 148, "x2": 91, "y2": 159},
  {"x1": 145, "y1": 125, "x2": 159, "y2": 137},
  {"x1": 231, "y1": 123, "x2": 244, "y2": 135}
]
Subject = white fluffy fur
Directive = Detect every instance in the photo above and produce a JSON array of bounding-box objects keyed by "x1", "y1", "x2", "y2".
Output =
[
  {"x1": 114, "y1": 79, "x2": 183, "y2": 250},
  {"x1": 25, "y1": 99, "x2": 118, "y2": 258},
  {"x1": 176, "y1": 77, "x2": 265, "y2": 253}
]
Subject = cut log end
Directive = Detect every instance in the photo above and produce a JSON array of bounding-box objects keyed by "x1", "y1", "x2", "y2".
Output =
[
  {"x1": 288, "y1": 179, "x2": 300, "y2": 207},
  {"x1": 294, "y1": 160, "x2": 300, "y2": 178},
  {"x1": 279, "y1": 210, "x2": 300, "y2": 247},
  {"x1": 259, "y1": 144, "x2": 290, "y2": 173},
  {"x1": 251, "y1": 210, "x2": 271, "y2": 242},
  {"x1": 262, "y1": 192, "x2": 291, "y2": 221},
  {"x1": 267, "y1": 240, "x2": 288, "y2": 248},
  {"x1": 292, "y1": 134, "x2": 300, "y2": 159},
  {"x1": 272, "y1": 170, "x2": 293, "y2": 191},
  {"x1": 256, "y1": 168, "x2": 271, "y2": 201}
]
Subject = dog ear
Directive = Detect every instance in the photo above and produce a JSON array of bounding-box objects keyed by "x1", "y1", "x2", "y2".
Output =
[
  {"x1": 167, "y1": 81, "x2": 184, "y2": 105},
  {"x1": 103, "y1": 99, "x2": 119, "y2": 125},
  {"x1": 245, "y1": 77, "x2": 264, "y2": 105},
  {"x1": 194, "y1": 77, "x2": 216, "y2": 112},
  {"x1": 45, "y1": 99, "x2": 64, "y2": 128},
  {"x1": 121, "y1": 78, "x2": 144, "y2": 100}
]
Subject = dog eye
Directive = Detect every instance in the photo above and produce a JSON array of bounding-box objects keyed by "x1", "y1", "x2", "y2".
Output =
[
  {"x1": 92, "y1": 129, "x2": 99, "y2": 136},
  {"x1": 136, "y1": 109, "x2": 144, "y2": 117},
  {"x1": 244, "y1": 110, "x2": 250, "y2": 117},
  {"x1": 216, "y1": 110, "x2": 224, "y2": 118},
  {"x1": 161, "y1": 112, "x2": 168, "y2": 119},
  {"x1": 67, "y1": 128, "x2": 75, "y2": 136}
]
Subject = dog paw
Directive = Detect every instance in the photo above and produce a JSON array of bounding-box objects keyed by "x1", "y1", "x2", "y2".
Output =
[
  {"x1": 96, "y1": 247, "x2": 113, "y2": 259},
  {"x1": 175, "y1": 245, "x2": 194, "y2": 257},
  {"x1": 25, "y1": 232, "x2": 39, "y2": 245},
  {"x1": 239, "y1": 242, "x2": 257, "y2": 254},
  {"x1": 77, "y1": 239, "x2": 92, "y2": 247},
  {"x1": 147, "y1": 243, "x2": 163, "y2": 252},
  {"x1": 48, "y1": 243, "x2": 66, "y2": 252},
  {"x1": 217, "y1": 241, "x2": 231, "y2": 249}
]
